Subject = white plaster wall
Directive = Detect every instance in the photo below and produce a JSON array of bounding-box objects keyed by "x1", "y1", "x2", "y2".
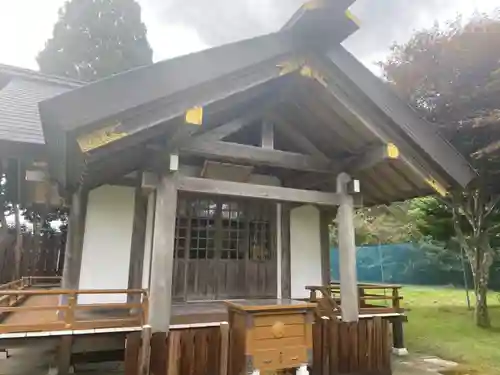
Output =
[
  {"x1": 142, "y1": 192, "x2": 155, "y2": 289},
  {"x1": 78, "y1": 185, "x2": 135, "y2": 304},
  {"x1": 290, "y1": 205, "x2": 322, "y2": 299}
]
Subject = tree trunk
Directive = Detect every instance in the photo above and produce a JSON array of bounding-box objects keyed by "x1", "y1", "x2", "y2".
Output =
[
  {"x1": 469, "y1": 244, "x2": 493, "y2": 328},
  {"x1": 474, "y1": 273, "x2": 490, "y2": 328}
]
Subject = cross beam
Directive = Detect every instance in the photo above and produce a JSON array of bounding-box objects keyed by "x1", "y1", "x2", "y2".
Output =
[
  {"x1": 181, "y1": 140, "x2": 336, "y2": 174},
  {"x1": 176, "y1": 175, "x2": 343, "y2": 206}
]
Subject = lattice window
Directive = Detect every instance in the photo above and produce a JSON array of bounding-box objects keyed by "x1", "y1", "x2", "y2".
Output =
[
  {"x1": 175, "y1": 196, "x2": 273, "y2": 261},
  {"x1": 221, "y1": 202, "x2": 246, "y2": 260},
  {"x1": 188, "y1": 198, "x2": 216, "y2": 260},
  {"x1": 248, "y1": 203, "x2": 272, "y2": 261}
]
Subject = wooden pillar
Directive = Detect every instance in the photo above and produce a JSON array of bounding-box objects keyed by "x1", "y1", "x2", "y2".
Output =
[
  {"x1": 280, "y1": 203, "x2": 291, "y2": 299},
  {"x1": 128, "y1": 174, "x2": 149, "y2": 302},
  {"x1": 148, "y1": 172, "x2": 178, "y2": 333},
  {"x1": 392, "y1": 316, "x2": 408, "y2": 355},
  {"x1": 56, "y1": 335, "x2": 73, "y2": 375},
  {"x1": 61, "y1": 188, "x2": 88, "y2": 292},
  {"x1": 320, "y1": 209, "x2": 333, "y2": 286},
  {"x1": 336, "y1": 173, "x2": 359, "y2": 322}
]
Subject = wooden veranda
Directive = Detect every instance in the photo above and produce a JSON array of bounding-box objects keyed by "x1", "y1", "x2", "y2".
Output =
[{"x1": 0, "y1": 278, "x2": 398, "y2": 375}]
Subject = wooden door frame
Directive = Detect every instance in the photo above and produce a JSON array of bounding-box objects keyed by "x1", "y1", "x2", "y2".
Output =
[{"x1": 173, "y1": 193, "x2": 277, "y2": 301}]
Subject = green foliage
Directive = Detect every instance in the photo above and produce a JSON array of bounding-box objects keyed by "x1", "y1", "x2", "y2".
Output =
[
  {"x1": 379, "y1": 12, "x2": 500, "y2": 327},
  {"x1": 37, "y1": 0, "x2": 153, "y2": 81}
]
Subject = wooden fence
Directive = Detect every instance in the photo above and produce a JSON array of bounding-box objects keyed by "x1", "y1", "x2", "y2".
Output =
[
  {"x1": 312, "y1": 316, "x2": 392, "y2": 375},
  {"x1": 150, "y1": 324, "x2": 228, "y2": 375},
  {"x1": 0, "y1": 232, "x2": 65, "y2": 284},
  {"x1": 145, "y1": 316, "x2": 392, "y2": 375}
]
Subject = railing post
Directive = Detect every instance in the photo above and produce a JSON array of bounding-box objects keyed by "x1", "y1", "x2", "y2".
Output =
[
  {"x1": 141, "y1": 293, "x2": 149, "y2": 326},
  {"x1": 392, "y1": 288, "x2": 400, "y2": 310},
  {"x1": 65, "y1": 292, "x2": 77, "y2": 329},
  {"x1": 358, "y1": 286, "x2": 365, "y2": 309}
]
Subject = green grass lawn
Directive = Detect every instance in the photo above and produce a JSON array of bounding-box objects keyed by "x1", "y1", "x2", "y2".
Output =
[{"x1": 403, "y1": 286, "x2": 500, "y2": 374}]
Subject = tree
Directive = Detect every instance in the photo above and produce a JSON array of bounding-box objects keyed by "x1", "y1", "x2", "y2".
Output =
[
  {"x1": 380, "y1": 12, "x2": 500, "y2": 327},
  {"x1": 37, "y1": 0, "x2": 153, "y2": 81}
]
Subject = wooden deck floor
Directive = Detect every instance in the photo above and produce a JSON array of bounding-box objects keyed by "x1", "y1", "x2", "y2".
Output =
[
  {"x1": 2, "y1": 297, "x2": 229, "y2": 332},
  {"x1": 3, "y1": 295, "x2": 59, "y2": 326}
]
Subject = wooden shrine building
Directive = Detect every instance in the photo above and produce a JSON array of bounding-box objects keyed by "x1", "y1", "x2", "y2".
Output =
[
  {"x1": 40, "y1": 0, "x2": 475, "y2": 339},
  {"x1": 0, "y1": 1, "x2": 476, "y2": 374}
]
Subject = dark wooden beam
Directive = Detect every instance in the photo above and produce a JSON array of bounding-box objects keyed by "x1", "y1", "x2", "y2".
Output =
[
  {"x1": 61, "y1": 187, "x2": 88, "y2": 292},
  {"x1": 280, "y1": 204, "x2": 291, "y2": 299},
  {"x1": 176, "y1": 175, "x2": 342, "y2": 206},
  {"x1": 189, "y1": 113, "x2": 260, "y2": 144},
  {"x1": 320, "y1": 209, "x2": 335, "y2": 286},
  {"x1": 293, "y1": 143, "x2": 399, "y2": 189},
  {"x1": 127, "y1": 174, "x2": 149, "y2": 302},
  {"x1": 269, "y1": 114, "x2": 330, "y2": 161},
  {"x1": 181, "y1": 140, "x2": 336, "y2": 174}
]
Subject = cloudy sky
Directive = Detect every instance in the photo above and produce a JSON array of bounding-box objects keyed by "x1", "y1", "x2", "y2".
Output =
[{"x1": 0, "y1": 0, "x2": 498, "y2": 72}]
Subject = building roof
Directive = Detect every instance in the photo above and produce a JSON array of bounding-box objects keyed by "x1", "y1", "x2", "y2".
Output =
[
  {"x1": 37, "y1": 0, "x2": 476, "y2": 203},
  {"x1": 0, "y1": 64, "x2": 82, "y2": 159}
]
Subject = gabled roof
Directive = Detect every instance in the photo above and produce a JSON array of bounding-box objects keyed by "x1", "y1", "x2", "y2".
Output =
[
  {"x1": 0, "y1": 64, "x2": 82, "y2": 159},
  {"x1": 37, "y1": 0, "x2": 476, "y2": 202}
]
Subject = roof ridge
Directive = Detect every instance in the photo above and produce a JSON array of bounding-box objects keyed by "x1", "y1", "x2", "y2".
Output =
[{"x1": 0, "y1": 63, "x2": 84, "y2": 87}]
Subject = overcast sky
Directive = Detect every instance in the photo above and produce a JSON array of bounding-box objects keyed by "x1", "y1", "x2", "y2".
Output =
[{"x1": 0, "y1": 0, "x2": 498, "y2": 73}]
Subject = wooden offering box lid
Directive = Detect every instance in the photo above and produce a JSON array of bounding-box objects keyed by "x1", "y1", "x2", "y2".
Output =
[{"x1": 225, "y1": 299, "x2": 315, "y2": 313}]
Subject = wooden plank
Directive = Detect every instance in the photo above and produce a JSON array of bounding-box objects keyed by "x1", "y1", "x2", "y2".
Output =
[
  {"x1": 189, "y1": 113, "x2": 258, "y2": 144},
  {"x1": 349, "y1": 322, "x2": 358, "y2": 371},
  {"x1": 181, "y1": 140, "x2": 336, "y2": 174},
  {"x1": 151, "y1": 332, "x2": 168, "y2": 375},
  {"x1": 281, "y1": 204, "x2": 291, "y2": 299},
  {"x1": 128, "y1": 175, "x2": 149, "y2": 302},
  {"x1": 338, "y1": 322, "x2": 349, "y2": 374},
  {"x1": 320, "y1": 210, "x2": 333, "y2": 286},
  {"x1": 177, "y1": 176, "x2": 342, "y2": 206},
  {"x1": 57, "y1": 335, "x2": 73, "y2": 375},
  {"x1": 296, "y1": 144, "x2": 399, "y2": 189},
  {"x1": 328, "y1": 318, "x2": 339, "y2": 374},
  {"x1": 357, "y1": 319, "x2": 368, "y2": 372},
  {"x1": 312, "y1": 317, "x2": 323, "y2": 375},
  {"x1": 219, "y1": 322, "x2": 229, "y2": 375},
  {"x1": 149, "y1": 173, "x2": 178, "y2": 333},
  {"x1": 60, "y1": 188, "x2": 88, "y2": 293},
  {"x1": 166, "y1": 331, "x2": 181, "y2": 375},
  {"x1": 321, "y1": 318, "x2": 329, "y2": 375},
  {"x1": 271, "y1": 115, "x2": 330, "y2": 160},
  {"x1": 373, "y1": 317, "x2": 383, "y2": 372},
  {"x1": 125, "y1": 331, "x2": 141, "y2": 375},
  {"x1": 366, "y1": 318, "x2": 374, "y2": 372},
  {"x1": 139, "y1": 325, "x2": 152, "y2": 375}
]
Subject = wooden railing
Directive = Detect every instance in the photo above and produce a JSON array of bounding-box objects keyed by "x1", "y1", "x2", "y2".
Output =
[
  {"x1": 0, "y1": 288, "x2": 148, "y2": 334},
  {"x1": 0, "y1": 276, "x2": 62, "y2": 308},
  {"x1": 306, "y1": 282, "x2": 403, "y2": 317}
]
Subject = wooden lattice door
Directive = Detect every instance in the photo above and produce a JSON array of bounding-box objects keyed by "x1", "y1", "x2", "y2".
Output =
[{"x1": 172, "y1": 195, "x2": 277, "y2": 301}]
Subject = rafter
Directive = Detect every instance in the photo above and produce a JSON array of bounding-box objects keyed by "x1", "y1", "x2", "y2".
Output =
[
  {"x1": 292, "y1": 143, "x2": 400, "y2": 189},
  {"x1": 269, "y1": 113, "x2": 330, "y2": 161}
]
